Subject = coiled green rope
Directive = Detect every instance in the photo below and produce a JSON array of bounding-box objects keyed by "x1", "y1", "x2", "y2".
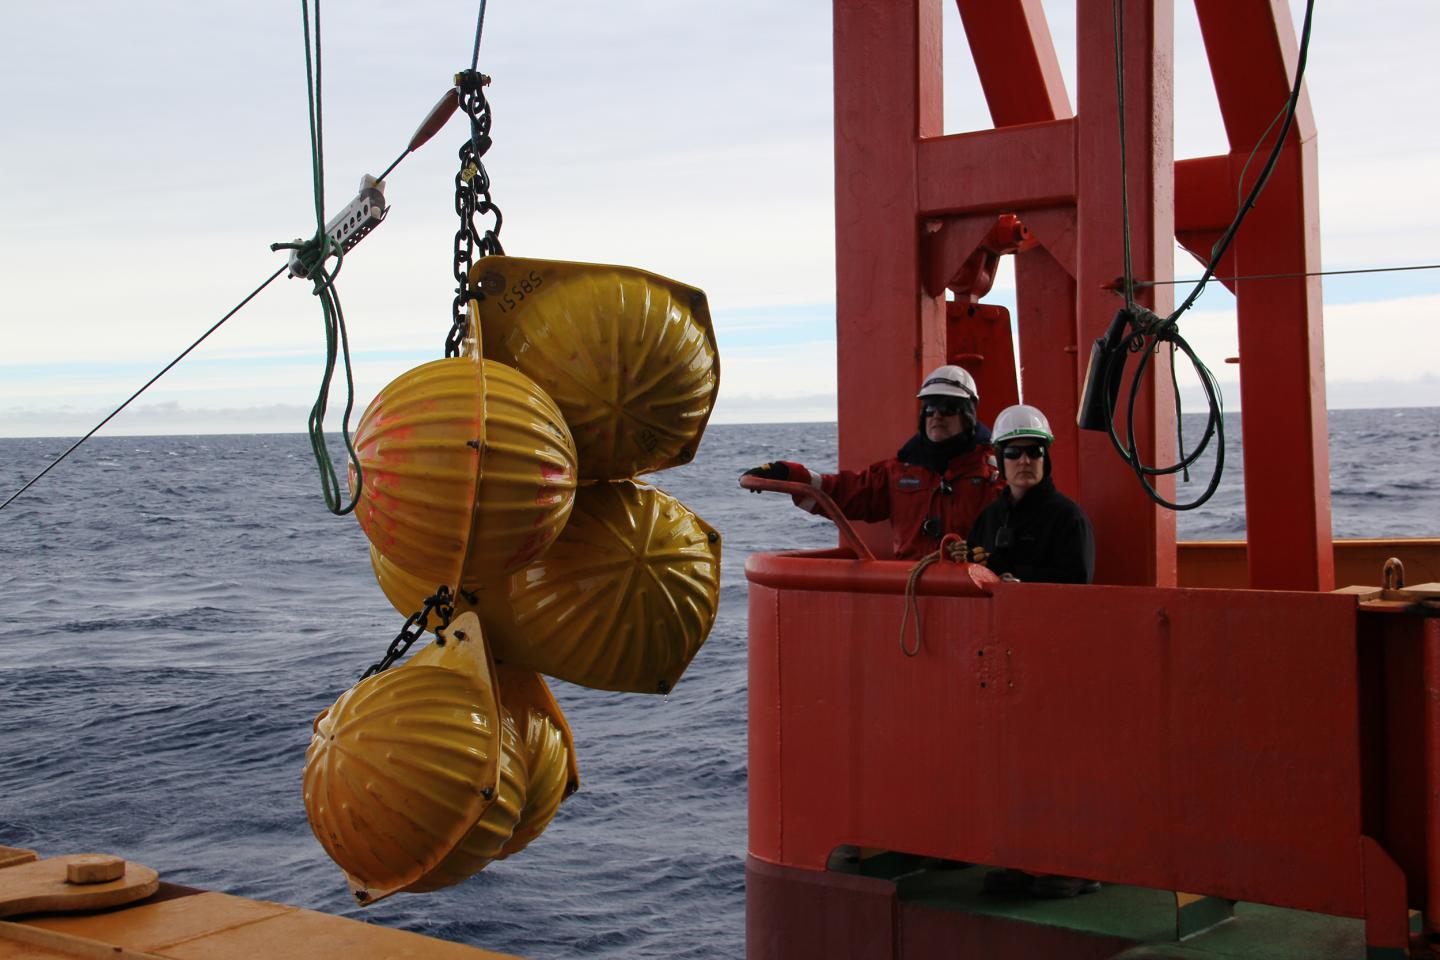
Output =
[{"x1": 278, "y1": 0, "x2": 363, "y2": 516}]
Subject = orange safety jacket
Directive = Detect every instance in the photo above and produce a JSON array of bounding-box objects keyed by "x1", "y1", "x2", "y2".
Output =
[{"x1": 799, "y1": 433, "x2": 1001, "y2": 560}]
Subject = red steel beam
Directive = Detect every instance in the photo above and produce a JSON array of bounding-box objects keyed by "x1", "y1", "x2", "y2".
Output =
[
  {"x1": 917, "y1": 121, "x2": 1076, "y2": 216},
  {"x1": 1015, "y1": 245, "x2": 1082, "y2": 497},
  {"x1": 1193, "y1": 0, "x2": 1316, "y2": 153},
  {"x1": 833, "y1": 0, "x2": 946, "y2": 558},
  {"x1": 1229, "y1": 141, "x2": 1332, "y2": 590},
  {"x1": 1075, "y1": 0, "x2": 1176, "y2": 586},
  {"x1": 1008, "y1": 204, "x2": 1081, "y2": 500},
  {"x1": 946, "y1": 301, "x2": 1021, "y2": 424},
  {"x1": 922, "y1": 215, "x2": 997, "y2": 297},
  {"x1": 1174, "y1": 154, "x2": 1239, "y2": 289},
  {"x1": 838, "y1": 0, "x2": 1328, "y2": 590},
  {"x1": 1193, "y1": 0, "x2": 1332, "y2": 591},
  {"x1": 954, "y1": 0, "x2": 1079, "y2": 496},
  {"x1": 1174, "y1": 154, "x2": 1232, "y2": 232},
  {"x1": 954, "y1": 0, "x2": 1072, "y2": 126}
]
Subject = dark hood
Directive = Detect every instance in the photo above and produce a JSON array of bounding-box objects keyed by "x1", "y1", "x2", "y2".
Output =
[
  {"x1": 1003, "y1": 473, "x2": 1058, "y2": 509},
  {"x1": 897, "y1": 422, "x2": 992, "y2": 475}
]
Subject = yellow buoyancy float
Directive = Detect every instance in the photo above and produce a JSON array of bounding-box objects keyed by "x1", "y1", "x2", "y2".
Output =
[
  {"x1": 302, "y1": 613, "x2": 524, "y2": 904},
  {"x1": 374, "y1": 481, "x2": 721, "y2": 694},
  {"x1": 369, "y1": 542, "x2": 446, "y2": 633},
  {"x1": 401, "y1": 710, "x2": 529, "y2": 892},
  {"x1": 468, "y1": 256, "x2": 719, "y2": 480},
  {"x1": 495, "y1": 663, "x2": 579, "y2": 859},
  {"x1": 349, "y1": 336, "x2": 578, "y2": 591}
]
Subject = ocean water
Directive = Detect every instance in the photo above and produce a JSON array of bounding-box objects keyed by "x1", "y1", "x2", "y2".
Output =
[{"x1": 1, "y1": 408, "x2": 1436, "y2": 958}]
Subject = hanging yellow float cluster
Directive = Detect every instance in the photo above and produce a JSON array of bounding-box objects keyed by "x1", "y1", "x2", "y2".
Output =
[{"x1": 302, "y1": 258, "x2": 721, "y2": 903}]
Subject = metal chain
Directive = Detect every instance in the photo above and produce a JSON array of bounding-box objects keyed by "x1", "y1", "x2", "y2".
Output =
[
  {"x1": 447, "y1": 70, "x2": 505, "y2": 358},
  {"x1": 360, "y1": 586, "x2": 456, "y2": 679}
]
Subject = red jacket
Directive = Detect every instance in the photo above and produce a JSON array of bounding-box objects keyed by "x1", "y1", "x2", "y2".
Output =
[{"x1": 812, "y1": 438, "x2": 1001, "y2": 560}]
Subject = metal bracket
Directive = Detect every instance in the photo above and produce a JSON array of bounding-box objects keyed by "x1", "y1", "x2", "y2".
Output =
[{"x1": 288, "y1": 175, "x2": 389, "y2": 279}]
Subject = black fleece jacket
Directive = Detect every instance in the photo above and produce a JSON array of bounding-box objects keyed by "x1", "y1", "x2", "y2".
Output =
[{"x1": 968, "y1": 476, "x2": 1095, "y2": 584}]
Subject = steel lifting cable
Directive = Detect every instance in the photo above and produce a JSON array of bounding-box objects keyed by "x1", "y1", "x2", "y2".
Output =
[
  {"x1": 469, "y1": 0, "x2": 490, "y2": 74},
  {"x1": 1133, "y1": 262, "x2": 1440, "y2": 289},
  {"x1": 1099, "y1": 0, "x2": 1317, "y2": 511},
  {"x1": 0, "y1": 268, "x2": 287, "y2": 514}
]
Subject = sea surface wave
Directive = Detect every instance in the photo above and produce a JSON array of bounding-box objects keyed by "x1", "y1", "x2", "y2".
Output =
[{"x1": 2, "y1": 409, "x2": 1436, "y2": 957}]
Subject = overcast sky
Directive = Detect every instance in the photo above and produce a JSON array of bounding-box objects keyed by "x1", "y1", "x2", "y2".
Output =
[{"x1": 1, "y1": 1, "x2": 1436, "y2": 438}]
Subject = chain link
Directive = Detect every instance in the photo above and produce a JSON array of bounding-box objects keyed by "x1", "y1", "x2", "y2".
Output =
[
  {"x1": 447, "y1": 70, "x2": 505, "y2": 358},
  {"x1": 360, "y1": 586, "x2": 456, "y2": 679}
]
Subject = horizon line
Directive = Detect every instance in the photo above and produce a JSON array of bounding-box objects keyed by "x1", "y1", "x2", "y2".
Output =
[{"x1": 2, "y1": 404, "x2": 1437, "y2": 443}]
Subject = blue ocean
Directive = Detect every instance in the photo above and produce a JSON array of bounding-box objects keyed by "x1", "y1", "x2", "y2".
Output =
[{"x1": 1, "y1": 409, "x2": 1437, "y2": 958}]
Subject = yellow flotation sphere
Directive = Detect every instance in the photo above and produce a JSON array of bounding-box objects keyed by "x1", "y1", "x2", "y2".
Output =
[
  {"x1": 369, "y1": 542, "x2": 441, "y2": 630},
  {"x1": 302, "y1": 613, "x2": 522, "y2": 904},
  {"x1": 349, "y1": 347, "x2": 578, "y2": 592},
  {"x1": 468, "y1": 256, "x2": 719, "y2": 480},
  {"x1": 476, "y1": 480, "x2": 720, "y2": 694},
  {"x1": 403, "y1": 706, "x2": 529, "y2": 892},
  {"x1": 496, "y1": 664, "x2": 579, "y2": 859},
  {"x1": 372, "y1": 482, "x2": 721, "y2": 693},
  {"x1": 366, "y1": 485, "x2": 720, "y2": 693}
]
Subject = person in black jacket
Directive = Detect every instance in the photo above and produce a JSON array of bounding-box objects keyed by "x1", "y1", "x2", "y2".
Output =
[
  {"x1": 973, "y1": 404, "x2": 1099, "y2": 899},
  {"x1": 969, "y1": 403, "x2": 1094, "y2": 585}
]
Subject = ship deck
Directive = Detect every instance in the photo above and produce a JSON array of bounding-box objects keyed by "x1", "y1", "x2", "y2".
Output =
[{"x1": 839, "y1": 853, "x2": 1391, "y2": 960}]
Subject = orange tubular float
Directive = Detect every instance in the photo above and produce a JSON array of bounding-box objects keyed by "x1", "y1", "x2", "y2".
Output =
[{"x1": 746, "y1": 3, "x2": 1440, "y2": 959}]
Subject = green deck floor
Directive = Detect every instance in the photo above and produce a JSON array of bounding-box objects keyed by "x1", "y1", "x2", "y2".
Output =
[{"x1": 834, "y1": 854, "x2": 1387, "y2": 959}]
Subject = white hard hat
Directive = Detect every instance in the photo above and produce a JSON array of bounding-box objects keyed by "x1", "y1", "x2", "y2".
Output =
[
  {"x1": 993, "y1": 404, "x2": 1055, "y2": 445},
  {"x1": 916, "y1": 365, "x2": 978, "y2": 402}
]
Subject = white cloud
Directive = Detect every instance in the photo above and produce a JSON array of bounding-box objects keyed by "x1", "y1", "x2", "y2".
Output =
[
  {"x1": 1, "y1": 1, "x2": 1435, "y2": 435},
  {"x1": 712, "y1": 393, "x2": 836, "y2": 426},
  {"x1": 712, "y1": 337, "x2": 838, "y2": 425},
  {"x1": 0, "y1": 401, "x2": 316, "y2": 439},
  {"x1": 1171, "y1": 293, "x2": 1440, "y2": 406}
]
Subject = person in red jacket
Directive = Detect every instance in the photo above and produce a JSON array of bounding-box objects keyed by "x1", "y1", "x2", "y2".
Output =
[{"x1": 742, "y1": 365, "x2": 1001, "y2": 560}]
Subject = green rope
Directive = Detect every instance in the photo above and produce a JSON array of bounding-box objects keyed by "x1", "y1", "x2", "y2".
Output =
[{"x1": 296, "y1": 0, "x2": 362, "y2": 516}]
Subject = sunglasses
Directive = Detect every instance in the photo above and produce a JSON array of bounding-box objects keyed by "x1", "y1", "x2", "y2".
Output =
[
  {"x1": 1002, "y1": 445, "x2": 1046, "y2": 461},
  {"x1": 923, "y1": 402, "x2": 964, "y2": 418}
]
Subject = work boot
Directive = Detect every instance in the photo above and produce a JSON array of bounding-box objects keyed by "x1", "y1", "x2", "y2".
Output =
[{"x1": 1027, "y1": 874, "x2": 1101, "y2": 899}]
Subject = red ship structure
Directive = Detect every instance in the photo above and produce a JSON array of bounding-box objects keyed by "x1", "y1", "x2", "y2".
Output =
[{"x1": 744, "y1": 2, "x2": 1440, "y2": 958}]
